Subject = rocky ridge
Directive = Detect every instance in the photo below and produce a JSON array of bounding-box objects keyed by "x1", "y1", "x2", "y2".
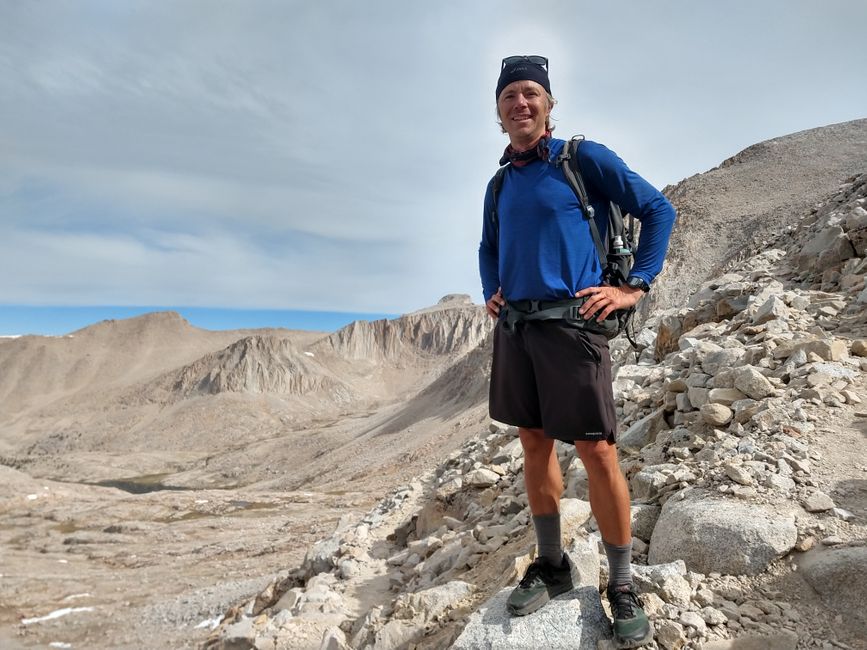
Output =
[
  {"x1": 207, "y1": 173, "x2": 867, "y2": 649},
  {"x1": 312, "y1": 305, "x2": 489, "y2": 364},
  {"x1": 647, "y1": 117, "x2": 867, "y2": 322}
]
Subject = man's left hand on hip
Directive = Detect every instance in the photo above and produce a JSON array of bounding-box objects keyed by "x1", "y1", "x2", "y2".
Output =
[{"x1": 574, "y1": 284, "x2": 644, "y2": 322}]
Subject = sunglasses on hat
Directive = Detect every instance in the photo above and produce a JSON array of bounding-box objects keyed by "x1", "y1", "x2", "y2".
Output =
[{"x1": 501, "y1": 55, "x2": 548, "y2": 70}]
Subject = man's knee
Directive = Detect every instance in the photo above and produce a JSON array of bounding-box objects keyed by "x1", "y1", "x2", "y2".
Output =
[
  {"x1": 574, "y1": 439, "x2": 619, "y2": 470},
  {"x1": 518, "y1": 427, "x2": 552, "y2": 457}
]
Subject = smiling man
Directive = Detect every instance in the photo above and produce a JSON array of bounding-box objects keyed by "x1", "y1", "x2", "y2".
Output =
[{"x1": 478, "y1": 55, "x2": 675, "y2": 648}]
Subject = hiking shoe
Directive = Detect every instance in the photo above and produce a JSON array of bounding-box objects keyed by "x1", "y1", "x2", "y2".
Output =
[
  {"x1": 506, "y1": 553, "x2": 574, "y2": 616},
  {"x1": 606, "y1": 583, "x2": 653, "y2": 648}
]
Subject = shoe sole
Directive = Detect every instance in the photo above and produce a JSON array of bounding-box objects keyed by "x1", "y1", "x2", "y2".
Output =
[
  {"x1": 612, "y1": 622, "x2": 654, "y2": 648},
  {"x1": 506, "y1": 582, "x2": 573, "y2": 617}
]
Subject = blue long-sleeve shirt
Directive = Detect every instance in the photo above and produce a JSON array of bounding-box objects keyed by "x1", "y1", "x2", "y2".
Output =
[{"x1": 478, "y1": 138, "x2": 676, "y2": 303}]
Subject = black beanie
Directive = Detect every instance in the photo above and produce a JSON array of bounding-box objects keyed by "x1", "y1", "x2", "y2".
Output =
[{"x1": 496, "y1": 58, "x2": 551, "y2": 100}]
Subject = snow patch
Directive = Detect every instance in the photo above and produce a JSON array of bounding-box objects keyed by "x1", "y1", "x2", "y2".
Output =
[
  {"x1": 22, "y1": 607, "x2": 95, "y2": 625},
  {"x1": 62, "y1": 593, "x2": 91, "y2": 601},
  {"x1": 195, "y1": 617, "x2": 221, "y2": 630}
]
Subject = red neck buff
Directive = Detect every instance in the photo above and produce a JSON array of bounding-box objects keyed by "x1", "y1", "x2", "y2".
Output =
[{"x1": 499, "y1": 131, "x2": 552, "y2": 167}]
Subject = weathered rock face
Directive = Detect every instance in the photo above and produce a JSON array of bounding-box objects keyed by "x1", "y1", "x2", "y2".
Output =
[
  {"x1": 648, "y1": 497, "x2": 797, "y2": 575},
  {"x1": 313, "y1": 305, "x2": 491, "y2": 361},
  {"x1": 799, "y1": 547, "x2": 867, "y2": 639},
  {"x1": 172, "y1": 335, "x2": 351, "y2": 397}
]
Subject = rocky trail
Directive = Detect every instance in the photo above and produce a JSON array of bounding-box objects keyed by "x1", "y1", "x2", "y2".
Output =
[{"x1": 207, "y1": 173, "x2": 867, "y2": 650}]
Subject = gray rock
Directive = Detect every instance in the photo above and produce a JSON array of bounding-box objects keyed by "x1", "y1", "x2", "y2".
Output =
[
  {"x1": 832, "y1": 507, "x2": 855, "y2": 522},
  {"x1": 630, "y1": 504, "x2": 661, "y2": 541},
  {"x1": 687, "y1": 386, "x2": 710, "y2": 409},
  {"x1": 619, "y1": 408, "x2": 667, "y2": 452},
  {"x1": 648, "y1": 496, "x2": 797, "y2": 575},
  {"x1": 733, "y1": 366, "x2": 775, "y2": 400},
  {"x1": 799, "y1": 547, "x2": 867, "y2": 639},
  {"x1": 702, "y1": 348, "x2": 748, "y2": 376},
  {"x1": 631, "y1": 465, "x2": 673, "y2": 501},
  {"x1": 753, "y1": 295, "x2": 789, "y2": 325},
  {"x1": 632, "y1": 559, "x2": 687, "y2": 595},
  {"x1": 801, "y1": 490, "x2": 835, "y2": 512},
  {"x1": 302, "y1": 536, "x2": 340, "y2": 577},
  {"x1": 789, "y1": 338, "x2": 847, "y2": 361},
  {"x1": 797, "y1": 226, "x2": 846, "y2": 270},
  {"x1": 765, "y1": 474, "x2": 796, "y2": 492},
  {"x1": 616, "y1": 364, "x2": 655, "y2": 385},
  {"x1": 451, "y1": 586, "x2": 612, "y2": 649}
]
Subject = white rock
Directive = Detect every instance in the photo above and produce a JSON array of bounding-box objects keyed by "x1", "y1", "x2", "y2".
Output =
[
  {"x1": 701, "y1": 403, "x2": 733, "y2": 426},
  {"x1": 648, "y1": 496, "x2": 797, "y2": 575},
  {"x1": 451, "y1": 586, "x2": 611, "y2": 649},
  {"x1": 802, "y1": 490, "x2": 835, "y2": 512},
  {"x1": 465, "y1": 468, "x2": 500, "y2": 487},
  {"x1": 753, "y1": 295, "x2": 790, "y2": 325},
  {"x1": 679, "y1": 610, "x2": 707, "y2": 634},
  {"x1": 724, "y1": 463, "x2": 753, "y2": 486},
  {"x1": 395, "y1": 580, "x2": 473, "y2": 623}
]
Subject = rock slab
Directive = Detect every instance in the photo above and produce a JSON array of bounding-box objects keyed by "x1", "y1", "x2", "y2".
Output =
[
  {"x1": 451, "y1": 586, "x2": 612, "y2": 649},
  {"x1": 648, "y1": 496, "x2": 797, "y2": 575}
]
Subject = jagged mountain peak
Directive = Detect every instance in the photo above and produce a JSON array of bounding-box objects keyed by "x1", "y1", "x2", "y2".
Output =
[{"x1": 313, "y1": 302, "x2": 492, "y2": 362}]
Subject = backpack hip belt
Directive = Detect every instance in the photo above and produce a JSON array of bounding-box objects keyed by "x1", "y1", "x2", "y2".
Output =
[{"x1": 501, "y1": 297, "x2": 620, "y2": 338}]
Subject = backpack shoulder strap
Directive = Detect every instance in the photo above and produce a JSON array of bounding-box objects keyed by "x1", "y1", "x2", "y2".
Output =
[
  {"x1": 558, "y1": 136, "x2": 607, "y2": 266},
  {"x1": 488, "y1": 163, "x2": 509, "y2": 240}
]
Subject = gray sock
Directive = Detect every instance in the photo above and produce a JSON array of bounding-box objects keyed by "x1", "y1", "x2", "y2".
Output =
[
  {"x1": 603, "y1": 540, "x2": 633, "y2": 587},
  {"x1": 532, "y1": 514, "x2": 563, "y2": 565}
]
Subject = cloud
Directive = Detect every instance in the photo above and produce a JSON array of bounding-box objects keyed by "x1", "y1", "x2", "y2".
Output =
[{"x1": 1, "y1": 0, "x2": 866, "y2": 314}]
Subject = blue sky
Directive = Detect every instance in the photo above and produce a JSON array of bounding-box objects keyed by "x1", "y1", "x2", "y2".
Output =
[{"x1": 1, "y1": 0, "x2": 866, "y2": 327}]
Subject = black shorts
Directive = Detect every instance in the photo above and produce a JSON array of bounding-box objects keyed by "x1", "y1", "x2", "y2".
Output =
[{"x1": 489, "y1": 319, "x2": 617, "y2": 443}]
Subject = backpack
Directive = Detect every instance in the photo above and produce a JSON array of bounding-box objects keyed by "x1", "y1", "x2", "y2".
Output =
[{"x1": 488, "y1": 135, "x2": 638, "y2": 340}]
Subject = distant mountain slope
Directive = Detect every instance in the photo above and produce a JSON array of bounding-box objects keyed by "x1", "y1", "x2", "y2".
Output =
[
  {"x1": 312, "y1": 302, "x2": 490, "y2": 363},
  {"x1": 649, "y1": 117, "x2": 867, "y2": 319},
  {"x1": 170, "y1": 335, "x2": 350, "y2": 398}
]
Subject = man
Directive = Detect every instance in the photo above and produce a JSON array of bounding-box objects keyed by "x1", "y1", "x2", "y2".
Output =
[{"x1": 478, "y1": 55, "x2": 675, "y2": 648}]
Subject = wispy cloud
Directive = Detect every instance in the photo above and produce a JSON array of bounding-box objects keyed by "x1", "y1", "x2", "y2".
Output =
[{"x1": 1, "y1": 0, "x2": 865, "y2": 313}]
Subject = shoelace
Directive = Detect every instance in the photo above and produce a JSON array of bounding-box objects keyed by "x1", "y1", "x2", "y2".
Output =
[
  {"x1": 518, "y1": 561, "x2": 552, "y2": 588},
  {"x1": 609, "y1": 587, "x2": 638, "y2": 619}
]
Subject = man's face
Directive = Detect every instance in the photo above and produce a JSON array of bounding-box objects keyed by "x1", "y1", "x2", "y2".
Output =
[{"x1": 497, "y1": 80, "x2": 551, "y2": 146}]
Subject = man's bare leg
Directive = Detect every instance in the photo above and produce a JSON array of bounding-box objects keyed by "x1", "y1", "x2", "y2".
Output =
[
  {"x1": 574, "y1": 439, "x2": 631, "y2": 544},
  {"x1": 506, "y1": 428, "x2": 574, "y2": 615},
  {"x1": 518, "y1": 426, "x2": 563, "y2": 515}
]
